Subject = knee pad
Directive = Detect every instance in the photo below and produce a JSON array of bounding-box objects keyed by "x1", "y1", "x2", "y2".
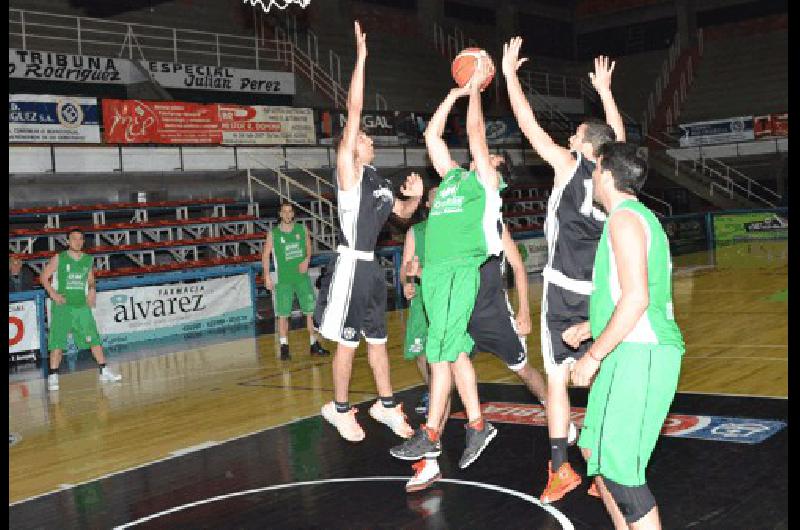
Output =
[{"x1": 602, "y1": 477, "x2": 656, "y2": 524}]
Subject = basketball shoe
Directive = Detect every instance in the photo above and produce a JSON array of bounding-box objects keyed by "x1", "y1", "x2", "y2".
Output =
[
  {"x1": 459, "y1": 420, "x2": 497, "y2": 469},
  {"x1": 99, "y1": 366, "x2": 122, "y2": 383},
  {"x1": 406, "y1": 458, "x2": 441, "y2": 493},
  {"x1": 321, "y1": 401, "x2": 365, "y2": 442},
  {"x1": 540, "y1": 461, "x2": 582, "y2": 503},
  {"x1": 390, "y1": 425, "x2": 442, "y2": 460},
  {"x1": 279, "y1": 344, "x2": 291, "y2": 360},
  {"x1": 47, "y1": 373, "x2": 59, "y2": 391},
  {"x1": 369, "y1": 401, "x2": 414, "y2": 438},
  {"x1": 309, "y1": 342, "x2": 330, "y2": 356}
]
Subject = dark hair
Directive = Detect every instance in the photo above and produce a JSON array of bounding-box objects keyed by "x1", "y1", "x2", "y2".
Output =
[
  {"x1": 597, "y1": 142, "x2": 648, "y2": 193},
  {"x1": 496, "y1": 150, "x2": 515, "y2": 194},
  {"x1": 67, "y1": 228, "x2": 84, "y2": 237},
  {"x1": 581, "y1": 118, "x2": 616, "y2": 155}
]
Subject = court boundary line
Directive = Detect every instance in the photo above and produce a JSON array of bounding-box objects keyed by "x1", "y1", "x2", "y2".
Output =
[
  {"x1": 110, "y1": 477, "x2": 574, "y2": 530},
  {"x1": 8, "y1": 382, "x2": 427, "y2": 507}
]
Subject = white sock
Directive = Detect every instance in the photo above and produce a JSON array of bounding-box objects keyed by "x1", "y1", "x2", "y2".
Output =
[
  {"x1": 279, "y1": 337, "x2": 288, "y2": 345},
  {"x1": 310, "y1": 336, "x2": 317, "y2": 346}
]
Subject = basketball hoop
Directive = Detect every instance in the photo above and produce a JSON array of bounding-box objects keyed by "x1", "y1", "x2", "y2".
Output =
[{"x1": 244, "y1": 0, "x2": 310, "y2": 14}]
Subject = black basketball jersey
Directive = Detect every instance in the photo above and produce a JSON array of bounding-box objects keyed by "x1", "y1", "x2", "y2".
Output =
[
  {"x1": 337, "y1": 164, "x2": 395, "y2": 252},
  {"x1": 544, "y1": 152, "x2": 606, "y2": 287}
]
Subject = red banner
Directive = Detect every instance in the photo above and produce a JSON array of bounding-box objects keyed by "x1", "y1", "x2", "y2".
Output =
[
  {"x1": 754, "y1": 113, "x2": 788, "y2": 139},
  {"x1": 102, "y1": 99, "x2": 221, "y2": 144}
]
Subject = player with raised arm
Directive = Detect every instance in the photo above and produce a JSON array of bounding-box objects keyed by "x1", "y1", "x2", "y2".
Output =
[
  {"x1": 390, "y1": 57, "x2": 504, "y2": 472},
  {"x1": 502, "y1": 37, "x2": 626, "y2": 503},
  {"x1": 314, "y1": 21, "x2": 422, "y2": 443}
]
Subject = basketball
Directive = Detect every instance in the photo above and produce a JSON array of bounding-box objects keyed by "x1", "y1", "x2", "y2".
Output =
[{"x1": 451, "y1": 48, "x2": 495, "y2": 91}]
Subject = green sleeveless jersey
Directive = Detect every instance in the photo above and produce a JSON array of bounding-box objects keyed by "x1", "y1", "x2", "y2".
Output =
[
  {"x1": 271, "y1": 223, "x2": 308, "y2": 281},
  {"x1": 412, "y1": 220, "x2": 427, "y2": 268},
  {"x1": 55, "y1": 251, "x2": 93, "y2": 306},
  {"x1": 425, "y1": 167, "x2": 503, "y2": 266},
  {"x1": 589, "y1": 200, "x2": 684, "y2": 349}
]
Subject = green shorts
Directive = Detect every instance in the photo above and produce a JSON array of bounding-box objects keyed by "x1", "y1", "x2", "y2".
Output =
[
  {"x1": 48, "y1": 304, "x2": 102, "y2": 351},
  {"x1": 274, "y1": 274, "x2": 316, "y2": 317},
  {"x1": 403, "y1": 286, "x2": 429, "y2": 360},
  {"x1": 421, "y1": 259, "x2": 483, "y2": 364},
  {"x1": 578, "y1": 343, "x2": 683, "y2": 486}
]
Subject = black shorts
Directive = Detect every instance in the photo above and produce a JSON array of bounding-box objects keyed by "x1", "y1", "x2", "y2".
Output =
[
  {"x1": 314, "y1": 254, "x2": 387, "y2": 347},
  {"x1": 467, "y1": 256, "x2": 527, "y2": 370},
  {"x1": 540, "y1": 281, "x2": 593, "y2": 372}
]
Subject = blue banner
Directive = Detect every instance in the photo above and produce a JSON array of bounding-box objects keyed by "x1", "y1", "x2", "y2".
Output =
[{"x1": 9, "y1": 94, "x2": 101, "y2": 143}]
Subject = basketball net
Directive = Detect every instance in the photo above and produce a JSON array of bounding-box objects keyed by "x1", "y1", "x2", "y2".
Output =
[{"x1": 243, "y1": 0, "x2": 310, "y2": 14}]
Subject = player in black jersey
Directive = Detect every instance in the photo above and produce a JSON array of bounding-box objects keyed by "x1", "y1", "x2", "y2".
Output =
[
  {"x1": 314, "y1": 21, "x2": 423, "y2": 443},
  {"x1": 503, "y1": 37, "x2": 626, "y2": 503}
]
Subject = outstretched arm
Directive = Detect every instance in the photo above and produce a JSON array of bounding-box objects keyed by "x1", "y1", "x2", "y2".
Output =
[
  {"x1": 466, "y1": 57, "x2": 498, "y2": 189},
  {"x1": 502, "y1": 37, "x2": 573, "y2": 179},
  {"x1": 589, "y1": 55, "x2": 626, "y2": 142},
  {"x1": 502, "y1": 224, "x2": 531, "y2": 335},
  {"x1": 336, "y1": 21, "x2": 368, "y2": 192},
  {"x1": 424, "y1": 85, "x2": 470, "y2": 178}
]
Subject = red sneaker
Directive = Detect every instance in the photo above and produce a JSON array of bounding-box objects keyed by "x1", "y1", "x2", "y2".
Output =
[{"x1": 540, "y1": 460, "x2": 582, "y2": 503}]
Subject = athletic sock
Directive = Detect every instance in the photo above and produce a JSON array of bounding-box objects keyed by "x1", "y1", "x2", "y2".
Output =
[
  {"x1": 98, "y1": 363, "x2": 106, "y2": 373},
  {"x1": 279, "y1": 337, "x2": 288, "y2": 345},
  {"x1": 334, "y1": 401, "x2": 350, "y2": 413},
  {"x1": 551, "y1": 438, "x2": 568, "y2": 470},
  {"x1": 380, "y1": 395, "x2": 396, "y2": 408},
  {"x1": 48, "y1": 367, "x2": 59, "y2": 376},
  {"x1": 467, "y1": 417, "x2": 485, "y2": 431},
  {"x1": 310, "y1": 336, "x2": 317, "y2": 346}
]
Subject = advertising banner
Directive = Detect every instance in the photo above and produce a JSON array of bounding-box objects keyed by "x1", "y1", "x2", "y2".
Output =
[
  {"x1": 94, "y1": 274, "x2": 253, "y2": 347},
  {"x1": 9, "y1": 48, "x2": 143, "y2": 84},
  {"x1": 678, "y1": 116, "x2": 755, "y2": 147},
  {"x1": 141, "y1": 61, "x2": 295, "y2": 94},
  {"x1": 394, "y1": 111, "x2": 430, "y2": 145},
  {"x1": 713, "y1": 212, "x2": 788, "y2": 242},
  {"x1": 102, "y1": 99, "x2": 221, "y2": 144},
  {"x1": 754, "y1": 113, "x2": 788, "y2": 139},
  {"x1": 9, "y1": 300, "x2": 40, "y2": 353},
  {"x1": 514, "y1": 236, "x2": 548, "y2": 273},
  {"x1": 319, "y1": 110, "x2": 399, "y2": 145},
  {"x1": 219, "y1": 105, "x2": 315, "y2": 145},
  {"x1": 662, "y1": 214, "x2": 708, "y2": 252},
  {"x1": 444, "y1": 115, "x2": 523, "y2": 146},
  {"x1": 9, "y1": 94, "x2": 101, "y2": 143}
]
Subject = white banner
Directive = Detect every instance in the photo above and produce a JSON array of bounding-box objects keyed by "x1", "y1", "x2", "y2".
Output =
[
  {"x1": 9, "y1": 94, "x2": 101, "y2": 143},
  {"x1": 9, "y1": 49, "x2": 144, "y2": 84},
  {"x1": 141, "y1": 61, "x2": 295, "y2": 94},
  {"x1": 515, "y1": 237, "x2": 548, "y2": 273},
  {"x1": 219, "y1": 105, "x2": 316, "y2": 144},
  {"x1": 9, "y1": 301, "x2": 40, "y2": 353},
  {"x1": 94, "y1": 274, "x2": 253, "y2": 347},
  {"x1": 678, "y1": 116, "x2": 755, "y2": 147}
]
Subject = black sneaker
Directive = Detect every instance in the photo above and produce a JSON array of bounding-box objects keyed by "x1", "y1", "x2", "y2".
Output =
[
  {"x1": 310, "y1": 341, "x2": 330, "y2": 356},
  {"x1": 389, "y1": 426, "x2": 442, "y2": 460},
  {"x1": 279, "y1": 344, "x2": 291, "y2": 360},
  {"x1": 459, "y1": 421, "x2": 497, "y2": 469}
]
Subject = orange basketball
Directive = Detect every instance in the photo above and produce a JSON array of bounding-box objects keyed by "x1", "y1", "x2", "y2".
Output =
[{"x1": 451, "y1": 47, "x2": 495, "y2": 91}]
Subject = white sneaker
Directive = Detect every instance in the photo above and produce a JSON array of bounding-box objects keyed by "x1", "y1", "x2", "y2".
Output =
[
  {"x1": 369, "y1": 401, "x2": 414, "y2": 439},
  {"x1": 568, "y1": 421, "x2": 578, "y2": 446},
  {"x1": 47, "y1": 373, "x2": 59, "y2": 391},
  {"x1": 99, "y1": 367, "x2": 122, "y2": 383},
  {"x1": 406, "y1": 458, "x2": 441, "y2": 493},
  {"x1": 321, "y1": 401, "x2": 365, "y2": 442}
]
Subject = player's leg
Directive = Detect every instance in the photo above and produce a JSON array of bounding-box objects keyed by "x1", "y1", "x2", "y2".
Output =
[
  {"x1": 47, "y1": 303, "x2": 70, "y2": 390},
  {"x1": 363, "y1": 264, "x2": 413, "y2": 438},
  {"x1": 72, "y1": 306, "x2": 121, "y2": 383},
  {"x1": 404, "y1": 293, "x2": 431, "y2": 413},
  {"x1": 298, "y1": 274, "x2": 329, "y2": 356},
  {"x1": 274, "y1": 281, "x2": 293, "y2": 359},
  {"x1": 514, "y1": 363, "x2": 547, "y2": 404}
]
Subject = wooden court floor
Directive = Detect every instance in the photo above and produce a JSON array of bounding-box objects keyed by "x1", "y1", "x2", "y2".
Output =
[{"x1": 8, "y1": 240, "x2": 788, "y2": 505}]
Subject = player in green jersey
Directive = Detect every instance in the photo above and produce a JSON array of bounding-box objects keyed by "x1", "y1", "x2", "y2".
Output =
[
  {"x1": 40, "y1": 228, "x2": 122, "y2": 391},
  {"x1": 391, "y1": 57, "x2": 505, "y2": 471},
  {"x1": 564, "y1": 142, "x2": 684, "y2": 529},
  {"x1": 262, "y1": 202, "x2": 330, "y2": 360}
]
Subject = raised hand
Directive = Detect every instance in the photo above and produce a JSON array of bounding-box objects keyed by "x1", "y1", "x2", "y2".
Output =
[
  {"x1": 354, "y1": 20, "x2": 367, "y2": 59},
  {"x1": 401, "y1": 172, "x2": 424, "y2": 197},
  {"x1": 502, "y1": 37, "x2": 529, "y2": 77},
  {"x1": 469, "y1": 54, "x2": 494, "y2": 93},
  {"x1": 589, "y1": 55, "x2": 615, "y2": 93}
]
